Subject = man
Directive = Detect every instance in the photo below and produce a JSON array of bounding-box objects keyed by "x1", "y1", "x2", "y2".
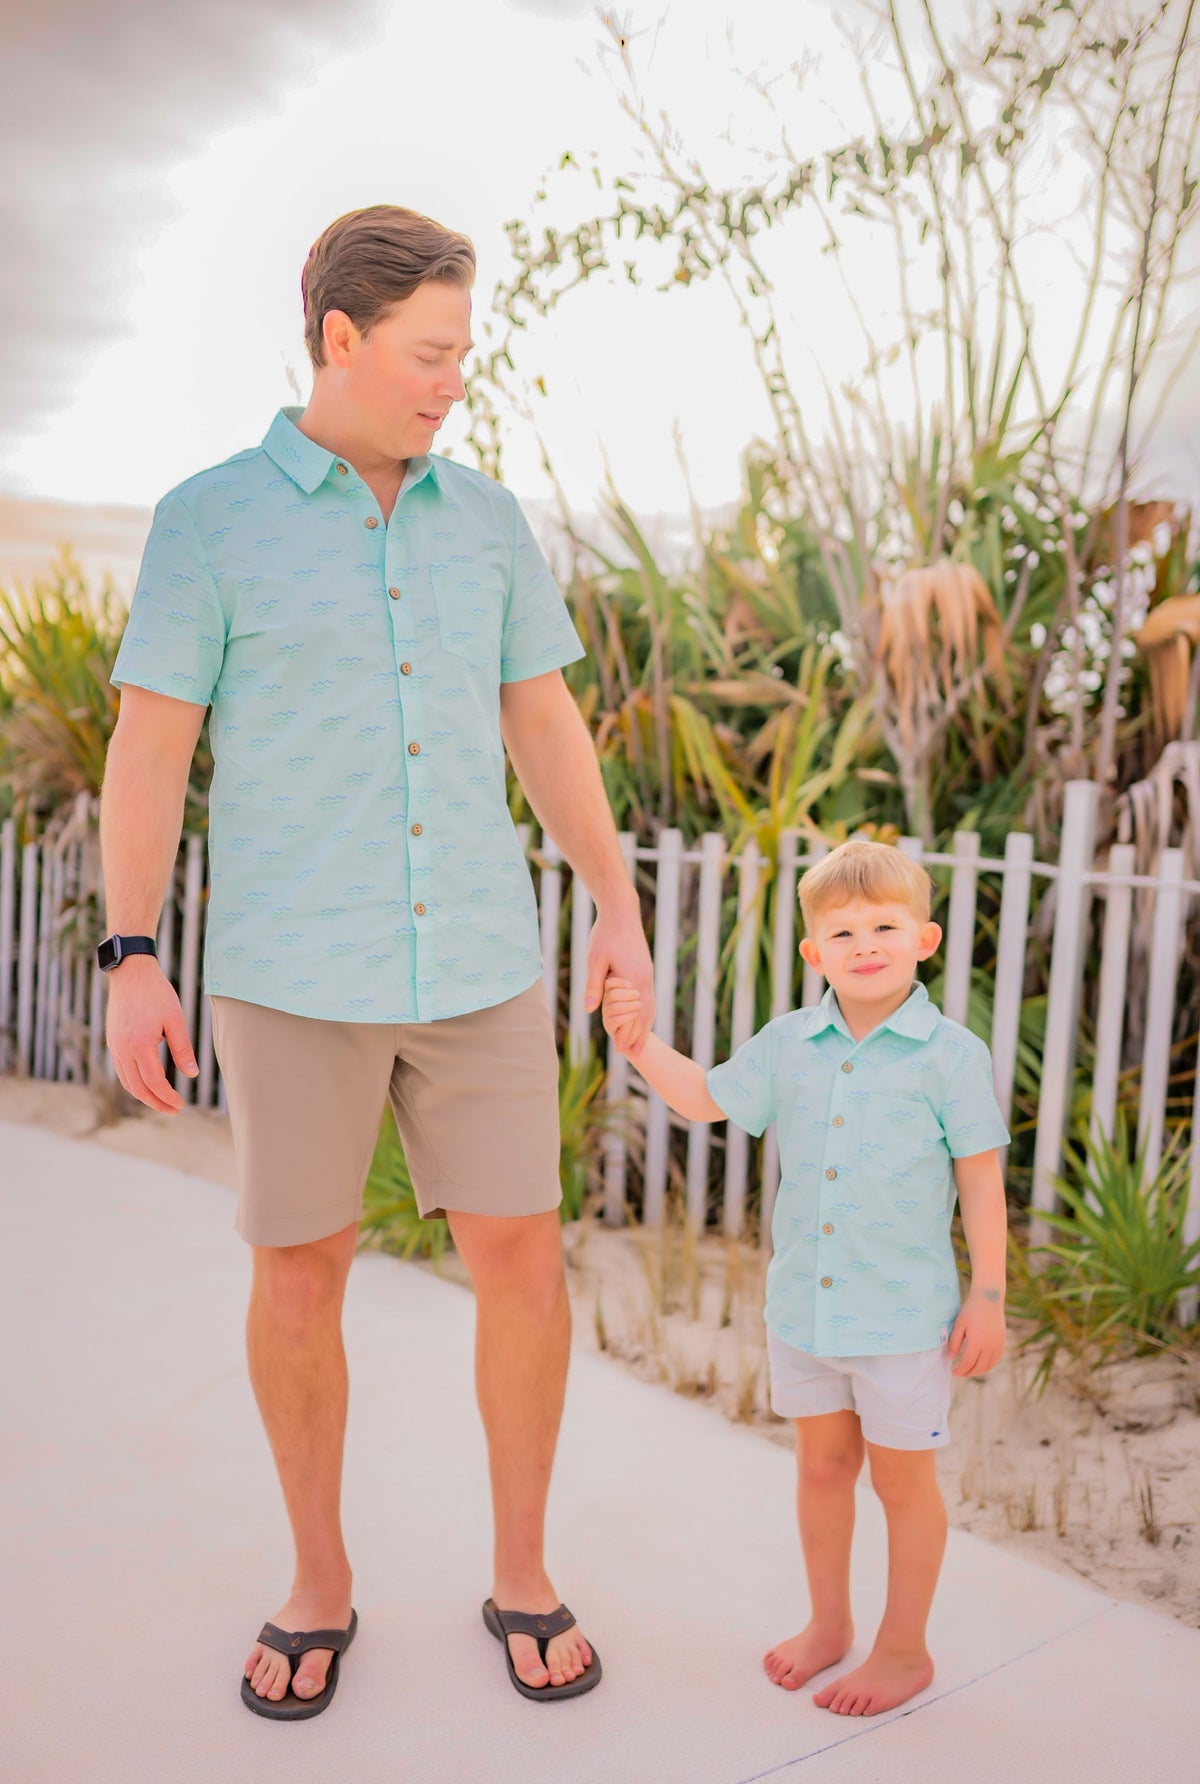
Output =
[{"x1": 100, "y1": 204, "x2": 655, "y2": 1718}]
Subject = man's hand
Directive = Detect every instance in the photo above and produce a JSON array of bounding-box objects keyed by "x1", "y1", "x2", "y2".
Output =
[
  {"x1": 105, "y1": 956, "x2": 199, "y2": 1115},
  {"x1": 584, "y1": 894, "x2": 655, "y2": 1050},
  {"x1": 601, "y1": 975, "x2": 646, "y2": 1060},
  {"x1": 947, "y1": 1288, "x2": 1007, "y2": 1378}
]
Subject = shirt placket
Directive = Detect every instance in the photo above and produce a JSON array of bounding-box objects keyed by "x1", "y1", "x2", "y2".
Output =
[
  {"x1": 814, "y1": 1035, "x2": 860, "y2": 1351},
  {"x1": 375, "y1": 483, "x2": 434, "y2": 1019}
]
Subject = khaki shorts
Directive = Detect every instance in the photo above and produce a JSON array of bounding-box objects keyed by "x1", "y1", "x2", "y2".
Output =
[{"x1": 210, "y1": 981, "x2": 561, "y2": 1247}]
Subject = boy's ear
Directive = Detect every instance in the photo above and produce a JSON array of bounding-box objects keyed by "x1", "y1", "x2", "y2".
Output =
[
  {"x1": 799, "y1": 936, "x2": 822, "y2": 973},
  {"x1": 916, "y1": 920, "x2": 942, "y2": 960}
]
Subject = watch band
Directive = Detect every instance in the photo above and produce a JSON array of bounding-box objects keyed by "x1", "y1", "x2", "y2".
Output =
[{"x1": 97, "y1": 934, "x2": 159, "y2": 972}]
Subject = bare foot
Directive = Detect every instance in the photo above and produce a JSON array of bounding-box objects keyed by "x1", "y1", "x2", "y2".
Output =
[
  {"x1": 243, "y1": 1583, "x2": 353, "y2": 1705},
  {"x1": 763, "y1": 1620, "x2": 854, "y2": 1691},
  {"x1": 493, "y1": 1575, "x2": 594, "y2": 1691},
  {"x1": 812, "y1": 1646, "x2": 934, "y2": 1716}
]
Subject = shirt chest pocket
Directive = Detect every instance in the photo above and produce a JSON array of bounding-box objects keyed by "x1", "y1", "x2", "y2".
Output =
[
  {"x1": 857, "y1": 1093, "x2": 945, "y2": 1171},
  {"x1": 429, "y1": 561, "x2": 504, "y2": 669}
]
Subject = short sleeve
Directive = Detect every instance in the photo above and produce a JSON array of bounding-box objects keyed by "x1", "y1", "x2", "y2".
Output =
[
  {"x1": 706, "y1": 1023, "x2": 779, "y2": 1137},
  {"x1": 499, "y1": 499, "x2": 586, "y2": 683},
  {"x1": 111, "y1": 494, "x2": 227, "y2": 706},
  {"x1": 938, "y1": 1036, "x2": 1010, "y2": 1157}
]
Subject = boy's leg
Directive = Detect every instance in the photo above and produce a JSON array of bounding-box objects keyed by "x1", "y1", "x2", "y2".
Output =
[
  {"x1": 812, "y1": 1442, "x2": 945, "y2": 1716},
  {"x1": 764, "y1": 1410, "x2": 863, "y2": 1690}
]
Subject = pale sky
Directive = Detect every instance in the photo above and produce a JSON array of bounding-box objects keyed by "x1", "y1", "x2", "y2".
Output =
[{"x1": 3, "y1": 0, "x2": 1197, "y2": 525}]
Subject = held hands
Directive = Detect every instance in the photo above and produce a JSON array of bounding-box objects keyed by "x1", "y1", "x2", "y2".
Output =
[
  {"x1": 947, "y1": 1288, "x2": 1007, "y2": 1378},
  {"x1": 601, "y1": 975, "x2": 647, "y2": 1060}
]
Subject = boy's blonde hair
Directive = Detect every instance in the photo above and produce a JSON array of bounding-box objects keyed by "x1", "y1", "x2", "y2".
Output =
[{"x1": 799, "y1": 838, "x2": 933, "y2": 931}]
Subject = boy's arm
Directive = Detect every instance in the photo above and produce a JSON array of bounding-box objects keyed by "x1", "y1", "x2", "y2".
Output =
[
  {"x1": 948, "y1": 1148, "x2": 1008, "y2": 1377},
  {"x1": 626, "y1": 1033, "x2": 726, "y2": 1124},
  {"x1": 602, "y1": 977, "x2": 725, "y2": 1122}
]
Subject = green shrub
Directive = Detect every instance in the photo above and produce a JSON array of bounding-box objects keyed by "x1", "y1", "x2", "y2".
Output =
[{"x1": 1010, "y1": 1112, "x2": 1200, "y2": 1386}]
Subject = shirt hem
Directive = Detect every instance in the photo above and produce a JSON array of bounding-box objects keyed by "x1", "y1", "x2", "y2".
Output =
[
  {"x1": 500, "y1": 642, "x2": 587, "y2": 684},
  {"x1": 763, "y1": 1305, "x2": 959, "y2": 1359},
  {"x1": 202, "y1": 966, "x2": 542, "y2": 1026}
]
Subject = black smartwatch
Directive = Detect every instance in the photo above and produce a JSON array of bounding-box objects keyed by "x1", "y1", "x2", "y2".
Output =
[{"x1": 96, "y1": 934, "x2": 159, "y2": 972}]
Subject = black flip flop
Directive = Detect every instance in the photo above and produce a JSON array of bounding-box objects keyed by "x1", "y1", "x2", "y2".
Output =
[
  {"x1": 240, "y1": 1608, "x2": 358, "y2": 1720},
  {"x1": 482, "y1": 1599, "x2": 602, "y2": 1702}
]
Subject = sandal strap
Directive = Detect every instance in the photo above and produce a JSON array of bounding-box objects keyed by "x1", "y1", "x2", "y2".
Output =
[
  {"x1": 492, "y1": 1603, "x2": 576, "y2": 1641},
  {"x1": 256, "y1": 1619, "x2": 354, "y2": 1658}
]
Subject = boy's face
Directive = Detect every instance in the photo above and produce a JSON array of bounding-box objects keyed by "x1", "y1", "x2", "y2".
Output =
[
  {"x1": 798, "y1": 898, "x2": 941, "y2": 1006},
  {"x1": 319, "y1": 278, "x2": 473, "y2": 463}
]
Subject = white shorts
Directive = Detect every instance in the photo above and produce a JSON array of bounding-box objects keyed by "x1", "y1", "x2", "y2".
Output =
[{"x1": 767, "y1": 1328, "x2": 953, "y2": 1450}]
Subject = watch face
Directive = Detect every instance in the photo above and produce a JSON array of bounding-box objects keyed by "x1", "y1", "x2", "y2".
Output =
[{"x1": 97, "y1": 935, "x2": 120, "y2": 971}]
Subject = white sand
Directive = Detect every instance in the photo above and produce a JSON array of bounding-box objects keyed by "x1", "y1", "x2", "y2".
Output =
[{"x1": 4, "y1": 1072, "x2": 1195, "y2": 1628}]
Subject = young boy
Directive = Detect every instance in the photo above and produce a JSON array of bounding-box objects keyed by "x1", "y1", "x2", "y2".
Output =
[{"x1": 602, "y1": 838, "x2": 1010, "y2": 1717}]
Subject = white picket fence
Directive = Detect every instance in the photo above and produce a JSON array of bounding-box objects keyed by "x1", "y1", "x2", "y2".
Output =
[{"x1": 3, "y1": 781, "x2": 1200, "y2": 1278}]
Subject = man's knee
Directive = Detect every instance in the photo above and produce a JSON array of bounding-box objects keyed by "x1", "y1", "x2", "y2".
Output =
[
  {"x1": 450, "y1": 1209, "x2": 565, "y2": 1303},
  {"x1": 251, "y1": 1221, "x2": 357, "y2": 1321}
]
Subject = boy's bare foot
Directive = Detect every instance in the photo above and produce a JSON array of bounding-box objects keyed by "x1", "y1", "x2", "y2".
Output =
[
  {"x1": 812, "y1": 1646, "x2": 934, "y2": 1716},
  {"x1": 763, "y1": 1620, "x2": 853, "y2": 1691}
]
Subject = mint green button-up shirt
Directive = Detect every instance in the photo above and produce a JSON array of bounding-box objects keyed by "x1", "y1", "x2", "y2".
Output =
[
  {"x1": 706, "y1": 984, "x2": 1010, "y2": 1357},
  {"x1": 111, "y1": 408, "x2": 585, "y2": 1023}
]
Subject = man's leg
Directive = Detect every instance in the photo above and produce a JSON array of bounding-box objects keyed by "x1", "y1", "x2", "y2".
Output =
[
  {"x1": 764, "y1": 1410, "x2": 863, "y2": 1689},
  {"x1": 447, "y1": 1207, "x2": 593, "y2": 1691},
  {"x1": 242, "y1": 1219, "x2": 359, "y2": 1704},
  {"x1": 812, "y1": 1443, "x2": 944, "y2": 1716}
]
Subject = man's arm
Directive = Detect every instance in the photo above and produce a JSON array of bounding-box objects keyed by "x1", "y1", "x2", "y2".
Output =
[
  {"x1": 500, "y1": 670, "x2": 655, "y2": 1044},
  {"x1": 99, "y1": 685, "x2": 206, "y2": 1113}
]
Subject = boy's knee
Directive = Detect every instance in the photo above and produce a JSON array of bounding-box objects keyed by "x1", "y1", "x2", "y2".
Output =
[
  {"x1": 799, "y1": 1446, "x2": 863, "y2": 1493},
  {"x1": 867, "y1": 1448, "x2": 938, "y2": 1508}
]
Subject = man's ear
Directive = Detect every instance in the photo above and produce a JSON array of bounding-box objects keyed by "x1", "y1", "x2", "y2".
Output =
[
  {"x1": 799, "y1": 936, "x2": 822, "y2": 973},
  {"x1": 916, "y1": 920, "x2": 942, "y2": 961},
  {"x1": 321, "y1": 308, "x2": 358, "y2": 368}
]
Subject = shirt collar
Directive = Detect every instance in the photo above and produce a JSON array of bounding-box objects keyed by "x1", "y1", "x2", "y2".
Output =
[
  {"x1": 794, "y1": 980, "x2": 940, "y2": 1043},
  {"x1": 261, "y1": 407, "x2": 441, "y2": 497}
]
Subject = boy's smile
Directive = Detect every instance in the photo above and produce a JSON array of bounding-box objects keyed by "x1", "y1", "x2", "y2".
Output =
[{"x1": 799, "y1": 898, "x2": 942, "y2": 1038}]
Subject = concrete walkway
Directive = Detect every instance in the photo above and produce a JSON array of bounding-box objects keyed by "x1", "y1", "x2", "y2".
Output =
[{"x1": 2, "y1": 1117, "x2": 1198, "y2": 1784}]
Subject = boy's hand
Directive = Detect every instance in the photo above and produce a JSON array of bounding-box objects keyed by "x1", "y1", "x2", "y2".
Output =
[
  {"x1": 947, "y1": 1289, "x2": 1006, "y2": 1378},
  {"x1": 601, "y1": 974, "x2": 646, "y2": 1059}
]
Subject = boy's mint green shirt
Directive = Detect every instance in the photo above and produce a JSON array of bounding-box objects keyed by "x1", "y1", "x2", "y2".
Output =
[
  {"x1": 706, "y1": 983, "x2": 1010, "y2": 1357},
  {"x1": 111, "y1": 408, "x2": 585, "y2": 1024}
]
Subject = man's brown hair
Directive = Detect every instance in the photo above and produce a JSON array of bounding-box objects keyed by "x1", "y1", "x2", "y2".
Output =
[{"x1": 301, "y1": 204, "x2": 476, "y2": 367}]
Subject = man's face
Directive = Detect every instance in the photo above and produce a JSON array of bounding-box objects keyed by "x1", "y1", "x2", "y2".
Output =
[
  {"x1": 323, "y1": 279, "x2": 473, "y2": 462},
  {"x1": 799, "y1": 898, "x2": 941, "y2": 1006}
]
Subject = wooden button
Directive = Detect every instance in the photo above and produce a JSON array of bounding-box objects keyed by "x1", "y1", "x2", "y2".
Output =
[
  {"x1": 820, "y1": 1276, "x2": 833, "y2": 1288},
  {"x1": 825, "y1": 1168, "x2": 837, "y2": 1180},
  {"x1": 388, "y1": 586, "x2": 402, "y2": 599},
  {"x1": 400, "y1": 662, "x2": 413, "y2": 675},
  {"x1": 822, "y1": 1223, "x2": 834, "y2": 1234},
  {"x1": 413, "y1": 903, "x2": 426, "y2": 915},
  {"x1": 365, "y1": 516, "x2": 379, "y2": 529},
  {"x1": 832, "y1": 1115, "x2": 844, "y2": 1127},
  {"x1": 408, "y1": 742, "x2": 421, "y2": 755},
  {"x1": 411, "y1": 823, "x2": 423, "y2": 836},
  {"x1": 335, "y1": 462, "x2": 349, "y2": 475},
  {"x1": 841, "y1": 1061, "x2": 854, "y2": 1073}
]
